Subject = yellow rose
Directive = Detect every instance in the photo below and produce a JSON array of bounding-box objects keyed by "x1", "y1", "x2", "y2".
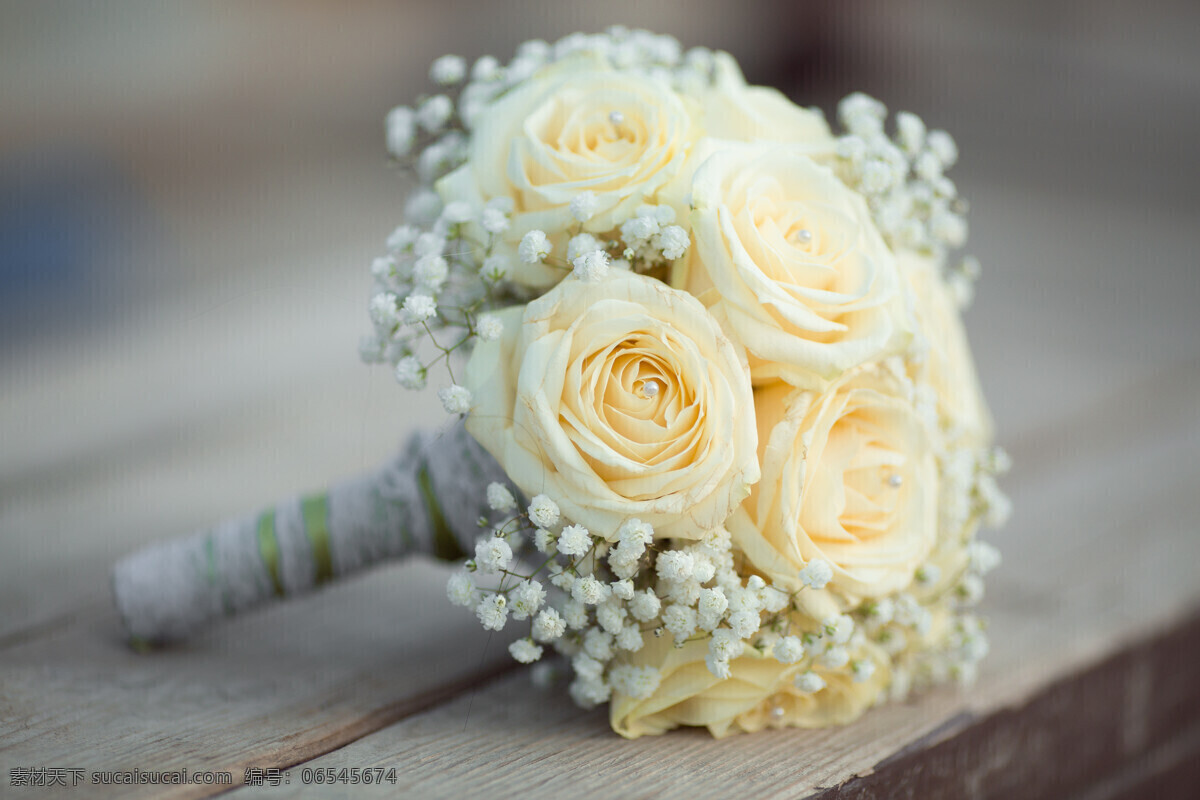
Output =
[
  {"x1": 899, "y1": 250, "x2": 993, "y2": 448},
  {"x1": 439, "y1": 53, "x2": 697, "y2": 289},
  {"x1": 464, "y1": 271, "x2": 758, "y2": 539},
  {"x1": 729, "y1": 368, "x2": 938, "y2": 599},
  {"x1": 611, "y1": 632, "x2": 889, "y2": 738},
  {"x1": 668, "y1": 141, "x2": 911, "y2": 389},
  {"x1": 691, "y1": 52, "x2": 834, "y2": 147}
]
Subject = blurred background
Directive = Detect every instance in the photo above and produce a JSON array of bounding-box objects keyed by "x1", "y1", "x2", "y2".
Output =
[{"x1": 2, "y1": 1, "x2": 1198, "y2": 627}]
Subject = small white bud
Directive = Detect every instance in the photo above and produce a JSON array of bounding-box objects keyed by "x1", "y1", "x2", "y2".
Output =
[
  {"x1": 518, "y1": 229, "x2": 552, "y2": 263},
  {"x1": 486, "y1": 482, "x2": 516, "y2": 512},
  {"x1": 475, "y1": 314, "x2": 503, "y2": 342},
  {"x1": 794, "y1": 671, "x2": 826, "y2": 693},
  {"x1": 799, "y1": 559, "x2": 833, "y2": 590},
  {"x1": 393, "y1": 356, "x2": 427, "y2": 390},
  {"x1": 509, "y1": 638, "x2": 543, "y2": 663},
  {"x1": 402, "y1": 294, "x2": 437, "y2": 322},
  {"x1": 416, "y1": 95, "x2": 453, "y2": 133},
  {"x1": 572, "y1": 249, "x2": 610, "y2": 282},
  {"x1": 569, "y1": 191, "x2": 600, "y2": 222},
  {"x1": 438, "y1": 384, "x2": 472, "y2": 415},
  {"x1": 429, "y1": 54, "x2": 466, "y2": 86},
  {"x1": 480, "y1": 207, "x2": 509, "y2": 234},
  {"x1": 527, "y1": 495, "x2": 560, "y2": 529},
  {"x1": 385, "y1": 106, "x2": 416, "y2": 158}
]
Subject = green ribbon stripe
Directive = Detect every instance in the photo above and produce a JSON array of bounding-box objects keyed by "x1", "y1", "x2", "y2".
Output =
[
  {"x1": 418, "y1": 461, "x2": 466, "y2": 562},
  {"x1": 256, "y1": 510, "x2": 284, "y2": 597},
  {"x1": 301, "y1": 493, "x2": 334, "y2": 585}
]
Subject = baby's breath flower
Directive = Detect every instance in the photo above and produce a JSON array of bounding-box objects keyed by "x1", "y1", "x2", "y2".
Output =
[
  {"x1": 610, "y1": 580, "x2": 635, "y2": 601},
  {"x1": 403, "y1": 293, "x2": 437, "y2": 322},
  {"x1": 583, "y1": 628, "x2": 614, "y2": 660},
  {"x1": 696, "y1": 587, "x2": 729, "y2": 631},
  {"x1": 369, "y1": 292, "x2": 399, "y2": 327},
  {"x1": 430, "y1": 54, "x2": 466, "y2": 86},
  {"x1": 474, "y1": 537, "x2": 512, "y2": 574},
  {"x1": 557, "y1": 524, "x2": 592, "y2": 557},
  {"x1": 819, "y1": 645, "x2": 850, "y2": 670},
  {"x1": 480, "y1": 207, "x2": 509, "y2": 234},
  {"x1": 709, "y1": 628, "x2": 744, "y2": 661},
  {"x1": 370, "y1": 256, "x2": 396, "y2": 282},
  {"x1": 562, "y1": 599, "x2": 589, "y2": 630},
  {"x1": 485, "y1": 482, "x2": 516, "y2": 512},
  {"x1": 386, "y1": 224, "x2": 419, "y2": 254},
  {"x1": 662, "y1": 604, "x2": 698, "y2": 639},
  {"x1": 825, "y1": 614, "x2": 855, "y2": 645},
  {"x1": 527, "y1": 494, "x2": 560, "y2": 529},
  {"x1": 761, "y1": 586, "x2": 789, "y2": 614},
  {"x1": 385, "y1": 106, "x2": 416, "y2": 158},
  {"x1": 628, "y1": 590, "x2": 661, "y2": 622},
  {"x1": 926, "y1": 129, "x2": 958, "y2": 167},
  {"x1": 567, "y1": 233, "x2": 602, "y2": 262},
  {"x1": 957, "y1": 574, "x2": 985, "y2": 605},
  {"x1": 799, "y1": 559, "x2": 833, "y2": 589},
  {"x1": 615, "y1": 624, "x2": 644, "y2": 652},
  {"x1": 654, "y1": 225, "x2": 690, "y2": 259},
  {"x1": 510, "y1": 580, "x2": 546, "y2": 620},
  {"x1": 572, "y1": 575, "x2": 610, "y2": 606},
  {"x1": 518, "y1": 229, "x2": 552, "y2": 263},
  {"x1": 393, "y1": 356, "x2": 426, "y2": 389},
  {"x1": 569, "y1": 676, "x2": 611, "y2": 708},
  {"x1": 533, "y1": 528, "x2": 557, "y2": 555},
  {"x1": 609, "y1": 664, "x2": 661, "y2": 699},
  {"x1": 794, "y1": 671, "x2": 826, "y2": 693},
  {"x1": 774, "y1": 636, "x2": 805, "y2": 665},
  {"x1": 532, "y1": 607, "x2": 567, "y2": 642},
  {"x1": 474, "y1": 314, "x2": 503, "y2": 342},
  {"x1": 438, "y1": 384, "x2": 472, "y2": 415},
  {"x1": 475, "y1": 594, "x2": 508, "y2": 630},
  {"x1": 915, "y1": 563, "x2": 942, "y2": 586},
  {"x1": 446, "y1": 571, "x2": 476, "y2": 607},
  {"x1": 572, "y1": 249, "x2": 610, "y2": 282},
  {"x1": 413, "y1": 255, "x2": 449, "y2": 291},
  {"x1": 967, "y1": 540, "x2": 1002, "y2": 575},
  {"x1": 416, "y1": 94, "x2": 453, "y2": 133},
  {"x1": 620, "y1": 214, "x2": 660, "y2": 246},
  {"x1": 569, "y1": 191, "x2": 599, "y2": 222},
  {"x1": 596, "y1": 600, "x2": 628, "y2": 636},
  {"x1": 727, "y1": 610, "x2": 760, "y2": 639},
  {"x1": 509, "y1": 638, "x2": 543, "y2": 664},
  {"x1": 850, "y1": 659, "x2": 877, "y2": 683},
  {"x1": 656, "y1": 551, "x2": 695, "y2": 583},
  {"x1": 706, "y1": 655, "x2": 732, "y2": 680}
]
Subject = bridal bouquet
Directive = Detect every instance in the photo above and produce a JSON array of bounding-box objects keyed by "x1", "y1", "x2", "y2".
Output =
[
  {"x1": 367, "y1": 28, "x2": 1009, "y2": 738},
  {"x1": 112, "y1": 28, "x2": 1008, "y2": 740}
]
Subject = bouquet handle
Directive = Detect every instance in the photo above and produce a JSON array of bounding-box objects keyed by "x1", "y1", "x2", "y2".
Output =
[{"x1": 111, "y1": 421, "x2": 504, "y2": 645}]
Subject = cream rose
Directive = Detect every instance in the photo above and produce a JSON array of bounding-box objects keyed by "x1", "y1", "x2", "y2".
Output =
[
  {"x1": 729, "y1": 368, "x2": 938, "y2": 599},
  {"x1": 691, "y1": 52, "x2": 835, "y2": 147},
  {"x1": 464, "y1": 270, "x2": 758, "y2": 539},
  {"x1": 668, "y1": 141, "x2": 911, "y2": 389},
  {"x1": 438, "y1": 53, "x2": 696, "y2": 289},
  {"x1": 899, "y1": 250, "x2": 993, "y2": 448},
  {"x1": 611, "y1": 632, "x2": 889, "y2": 738}
]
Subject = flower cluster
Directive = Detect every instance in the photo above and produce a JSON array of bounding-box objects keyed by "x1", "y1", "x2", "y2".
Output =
[{"x1": 367, "y1": 28, "x2": 1010, "y2": 739}]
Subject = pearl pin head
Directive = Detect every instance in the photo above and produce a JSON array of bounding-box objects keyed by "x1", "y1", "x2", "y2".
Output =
[{"x1": 640, "y1": 379, "x2": 659, "y2": 398}]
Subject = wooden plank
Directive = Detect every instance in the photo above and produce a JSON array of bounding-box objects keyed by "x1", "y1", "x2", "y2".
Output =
[
  {"x1": 222, "y1": 358, "x2": 1200, "y2": 799},
  {"x1": 0, "y1": 558, "x2": 520, "y2": 800}
]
